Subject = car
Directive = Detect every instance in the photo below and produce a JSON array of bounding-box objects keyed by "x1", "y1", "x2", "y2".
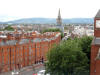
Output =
[
  {"x1": 37, "y1": 70, "x2": 50, "y2": 75},
  {"x1": 11, "y1": 69, "x2": 19, "y2": 75},
  {"x1": 33, "y1": 73, "x2": 37, "y2": 75}
]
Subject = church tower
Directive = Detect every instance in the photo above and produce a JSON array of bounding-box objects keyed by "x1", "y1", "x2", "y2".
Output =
[
  {"x1": 57, "y1": 9, "x2": 62, "y2": 25},
  {"x1": 90, "y1": 10, "x2": 100, "y2": 75},
  {"x1": 56, "y1": 9, "x2": 64, "y2": 33}
]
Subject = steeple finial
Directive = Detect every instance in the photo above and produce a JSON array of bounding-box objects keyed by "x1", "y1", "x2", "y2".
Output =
[{"x1": 58, "y1": 8, "x2": 61, "y2": 18}]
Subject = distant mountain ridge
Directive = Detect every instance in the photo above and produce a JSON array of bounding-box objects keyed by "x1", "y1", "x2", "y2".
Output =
[{"x1": 0, "y1": 18, "x2": 94, "y2": 24}]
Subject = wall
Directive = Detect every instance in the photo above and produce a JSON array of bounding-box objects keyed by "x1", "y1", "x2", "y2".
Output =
[
  {"x1": 0, "y1": 32, "x2": 61, "y2": 72},
  {"x1": 90, "y1": 45, "x2": 100, "y2": 75}
]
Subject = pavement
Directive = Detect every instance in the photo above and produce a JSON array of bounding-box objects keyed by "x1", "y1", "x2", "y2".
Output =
[{"x1": 0, "y1": 63, "x2": 45, "y2": 75}]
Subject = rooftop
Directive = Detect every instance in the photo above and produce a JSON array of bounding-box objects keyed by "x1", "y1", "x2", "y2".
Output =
[
  {"x1": 95, "y1": 10, "x2": 100, "y2": 18},
  {"x1": 0, "y1": 32, "x2": 61, "y2": 46}
]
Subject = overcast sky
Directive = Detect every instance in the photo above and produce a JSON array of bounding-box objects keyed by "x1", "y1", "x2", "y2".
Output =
[{"x1": 0, "y1": 0, "x2": 100, "y2": 21}]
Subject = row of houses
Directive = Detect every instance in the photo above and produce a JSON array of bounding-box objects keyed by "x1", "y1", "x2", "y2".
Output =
[{"x1": 0, "y1": 31, "x2": 61, "y2": 72}]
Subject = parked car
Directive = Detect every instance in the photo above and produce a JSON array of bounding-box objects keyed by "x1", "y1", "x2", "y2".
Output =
[
  {"x1": 12, "y1": 69, "x2": 19, "y2": 75},
  {"x1": 37, "y1": 70, "x2": 50, "y2": 75},
  {"x1": 33, "y1": 73, "x2": 37, "y2": 75}
]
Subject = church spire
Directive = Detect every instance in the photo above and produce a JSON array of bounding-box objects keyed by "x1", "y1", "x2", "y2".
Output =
[
  {"x1": 58, "y1": 8, "x2": 61, "y2": 18},
  {"x1": 57, "y1": 8, "x2": 62, "y2": 25},
  {"x1": 56, "y1": 8, "x2": 64, "y2": 33}
]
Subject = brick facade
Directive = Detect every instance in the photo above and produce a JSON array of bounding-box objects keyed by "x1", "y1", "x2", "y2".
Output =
[
  {"x1": 90, "y1": 44, "x2": 100, "y2": 75},
  {"x1": 0, "y1": 32, "x2": 61, "y2": 72},
  {"x1": 90, "y1": 10, "x2": 100, "y2": 75}
]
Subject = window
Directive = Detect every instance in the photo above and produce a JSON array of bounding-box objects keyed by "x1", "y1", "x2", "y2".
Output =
[
  {"x1": 25, "y1": 57, "x2": 27, "y2": 60},
  {"x1": 21, "y1": 46, "x2": 23, "y2": 50},
  {"x1": 29, "y1": 56, "x2": 31, "y2": 60},
  {"x1": 20, "y1": 57, "x2": 23, "y2": 62},
  {"x1": 2, "y1": 48, "x2": 4, "y2": 65},
  {"x1": 29, "y1": 46, "x2": 32, "y2": 55},
  {"x1": 8, "y1": 58, "x2": 9, "y2": 64},
  {"x1": 20, "y1": 52, "x2": 22, "y2": 56},
  {"x1": 7, "y1": 54, "x2": 10, "y2": 64},
  {"x1": 12, "y1": 59, "x2": 14, "y2": 64}
]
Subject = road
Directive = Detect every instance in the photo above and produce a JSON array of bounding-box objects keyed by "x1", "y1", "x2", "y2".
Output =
[{"x1": 0, "y1": 63, "x2": 45, "y2": 75}]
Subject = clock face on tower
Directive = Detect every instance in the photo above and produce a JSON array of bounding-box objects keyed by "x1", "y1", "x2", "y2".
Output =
[{"x1": 96, "y1": 20, "x2": 100, "y2": 28}]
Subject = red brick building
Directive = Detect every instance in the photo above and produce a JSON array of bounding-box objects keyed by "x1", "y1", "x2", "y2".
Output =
[
  {"x1": 90, "y1": 10, "x2": 100, "y2": 75},
  {"x1": 0, "y1": 31, "x2": 61, "y2": 72}
]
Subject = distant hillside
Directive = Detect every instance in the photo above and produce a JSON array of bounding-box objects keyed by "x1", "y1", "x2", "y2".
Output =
[
  {"x1": 63, "y1": 18, "x2": 93, "y2": 24},
  {"x1": 3, "y1": 18, "x2": 94, "y2": 24}
]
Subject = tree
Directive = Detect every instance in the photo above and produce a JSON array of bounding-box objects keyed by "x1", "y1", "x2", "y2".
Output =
[
  {"x1": 42, "y1": 28, "x2": 64, "y2": 38},
  {"x1": 78, "y1": 36, "x2": 93, "y2": 69},
  {"x1": 79, "y1": 36, "x2": 93, "y2": 58},
  {"x1": 45, "y1": 38, "x2": 89, "y2": 75},
  {"x1": 4, "y1": 26, "x2": 14, "y2": 31}
]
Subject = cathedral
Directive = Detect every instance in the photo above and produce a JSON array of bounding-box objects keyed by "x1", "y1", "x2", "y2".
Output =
[{"x1": 56, "y1": 9, "x2": 64, "y2": 33}]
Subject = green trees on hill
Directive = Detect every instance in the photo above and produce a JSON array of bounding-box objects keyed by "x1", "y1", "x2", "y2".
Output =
[{"x1": 45, "y1": 36, "x2": 93, "y2": 75}]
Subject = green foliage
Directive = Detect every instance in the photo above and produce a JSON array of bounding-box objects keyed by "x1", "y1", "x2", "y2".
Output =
[
  {"x1": 0, "y1": 29, "x2": 4, "y2": 31},
  {"x1": 43, "y1": 28, "x2": 60, "y2": 33},
  {"x1": 43, "y1": 28, "x2": 64, "y2": 38},
  {"x1": 78, "y1": 36, "x2": 93, "y2": 69},
  {"x1": 46, "y1": 36, "x2": 93, "y2": 75},
  {"x1": 4, "y1": 26, "x2": 14, "y2": 31},
  {"x1": 64, "y1": 27, "x2": 68, "y2": 30},
  {"x1": 79, "y1": 36, "x2": 93, "y2": 58}
]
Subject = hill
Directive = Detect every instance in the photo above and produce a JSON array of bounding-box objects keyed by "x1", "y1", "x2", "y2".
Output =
[{"x1": 1, "y1": 18, "x2": 94, "y2": 24}]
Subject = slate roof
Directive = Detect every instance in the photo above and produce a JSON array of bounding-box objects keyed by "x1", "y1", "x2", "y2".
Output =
[
  {"x1": 93, "y1": 38, "x2": 100, "y2": 45},
  {"x1": 6, "y1": 40, "x2": 17, "y2": 45},
  {"x1": 0, "y1": 41, "x2": 6, "y2": 46},
  {"x1": 42, "y1": 38, "x2": 50, "y2": 41},
  {"x1": 19, "y1": 39, "x2": 29, "y2": 44},
  {"x1": 0, "y1": 33, "x2": 61, "y2": 46},
  {"x1": 0, "y1": 40, "x2": 17, "y2": 46},
  {"x1": 0, "y1": 39, "x2": 30, "y2": 46},
  {"x1": 32, "y1": 38, "x2": 41, "y2": 42},
  {"x1": 95, "y1": 10, "x2": 100, "y2": 18}
]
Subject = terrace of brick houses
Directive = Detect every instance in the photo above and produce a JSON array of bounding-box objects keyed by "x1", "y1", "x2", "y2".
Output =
[{"x1": 0, "y1": 30, "x2": 61, "y2": 72}]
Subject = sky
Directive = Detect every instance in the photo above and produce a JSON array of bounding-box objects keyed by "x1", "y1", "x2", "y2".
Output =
[{"x1": 0, "y1": 0, "x2": 100, "y2": 21}]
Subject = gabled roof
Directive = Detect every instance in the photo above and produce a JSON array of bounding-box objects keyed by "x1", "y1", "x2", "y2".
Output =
[{"x1": 95, "y1": 10, "x2": 100, "y2": 18}]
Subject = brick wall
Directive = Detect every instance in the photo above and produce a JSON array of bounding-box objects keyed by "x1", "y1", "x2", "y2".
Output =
[
  {"x1": 90, "y1": 45, "x2": 100, "y2": 75},
  {"x1": 0, "y1": 32, "x2": 61, "y2": 72}
]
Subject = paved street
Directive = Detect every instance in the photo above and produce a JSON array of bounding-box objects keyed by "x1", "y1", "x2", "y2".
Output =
[{"x1": 0, "y1": 63, "x2": 45, "y2": 75}]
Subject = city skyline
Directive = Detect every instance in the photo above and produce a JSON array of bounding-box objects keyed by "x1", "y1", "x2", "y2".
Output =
[{"x1": 0, "y1": 0, "x2": 100, "y2": 21}]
